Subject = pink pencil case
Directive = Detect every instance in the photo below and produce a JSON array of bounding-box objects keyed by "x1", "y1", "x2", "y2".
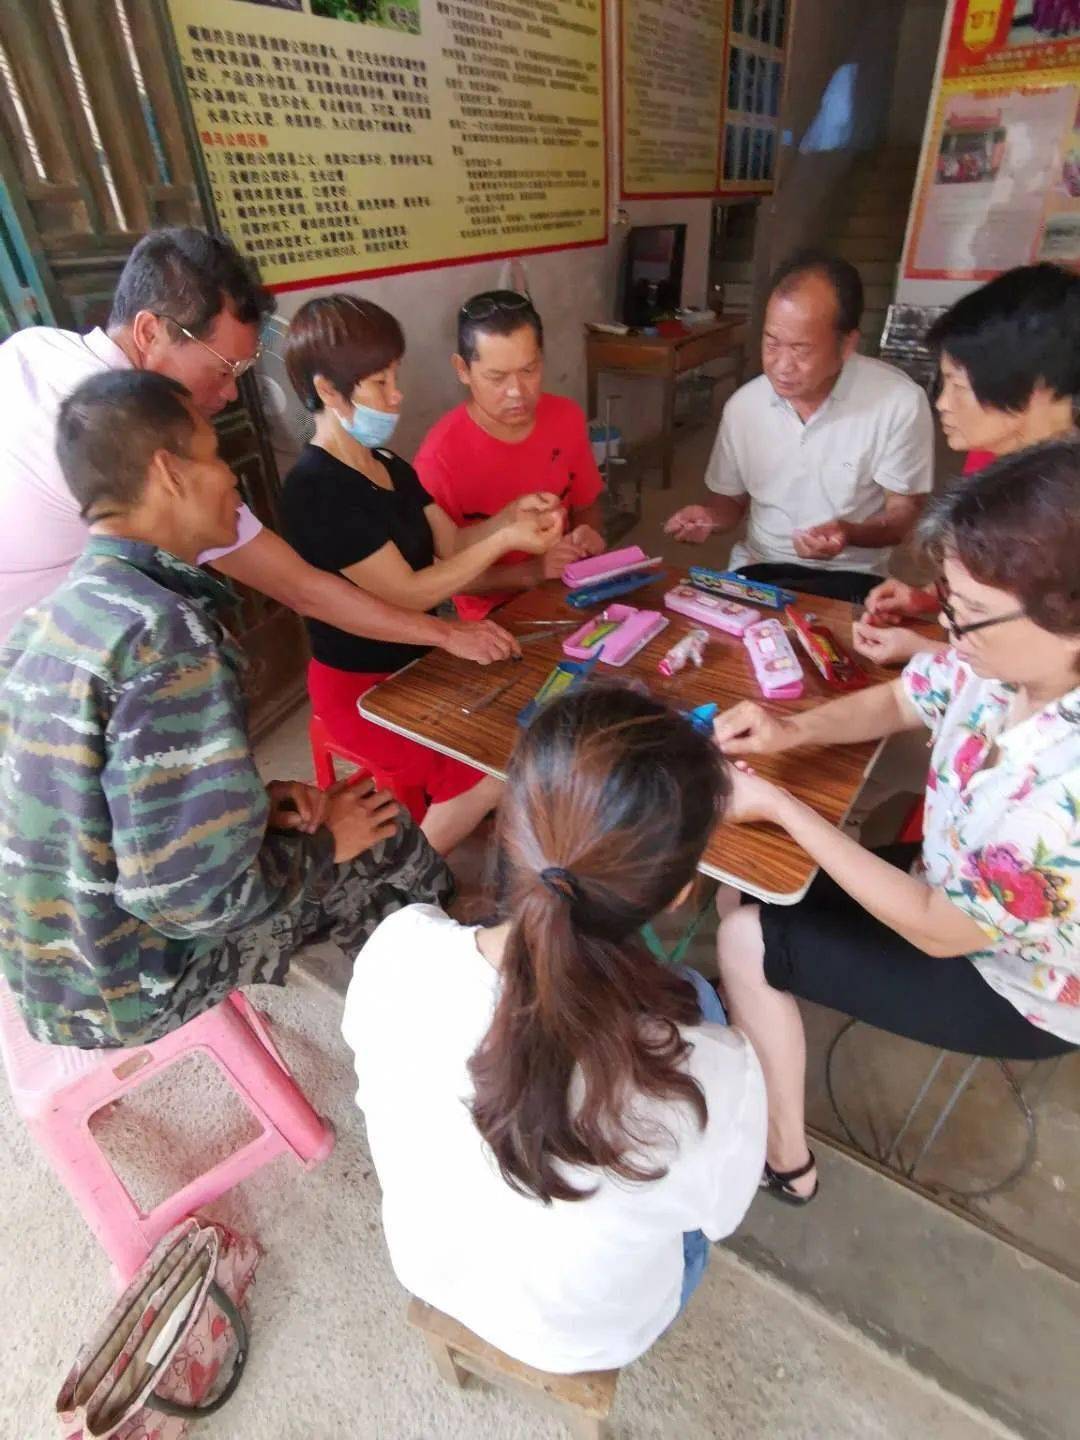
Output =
[
  {"x1": 562, "y1": 546, "x2": 663, "y2": 589},
  {"x1": 665, "y1": 584, "x2": 759, "y2": 636},
  {"x1": 744, "y1": 618, "x2": 804, "y2": 699},
  {"x1": 562, "y1": 604, "x2": 668, "y2": 666}
]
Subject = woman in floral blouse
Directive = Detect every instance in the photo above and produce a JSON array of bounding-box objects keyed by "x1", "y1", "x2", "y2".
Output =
[{"x1": 713, "y1": 442, "x2": 1079, "y2": 1204}]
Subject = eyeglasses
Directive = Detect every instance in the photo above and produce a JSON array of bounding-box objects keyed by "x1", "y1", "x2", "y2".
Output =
[
  {"x1": 155, "y1": 314, "x2": 261, "y2": 379},
  {"x1": 934, "y1": 579, "x2": 1026, "y2": 638},
  {"x1": 459, "y1": 291, "x2": 533, "y2": 322}
]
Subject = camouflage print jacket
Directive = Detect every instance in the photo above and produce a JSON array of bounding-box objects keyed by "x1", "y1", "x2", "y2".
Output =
[{"x1": 0, "y1": 537, "x2": 333, "y2": 1046}]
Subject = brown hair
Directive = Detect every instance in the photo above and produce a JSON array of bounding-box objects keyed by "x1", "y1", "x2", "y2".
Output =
[
  {"x1": 284, "y1": 294, "x2": 404, "y2": 411},
  {"x1": 469, "y1": 684, "x2": 731, "y2": 1205},
  {"x1": 921, "y1": 438, "x2": 1080, "y2": 635}
]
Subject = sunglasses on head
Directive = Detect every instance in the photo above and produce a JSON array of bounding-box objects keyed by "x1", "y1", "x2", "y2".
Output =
[
  {"x1": 934, "y1": 578, "x2": 1025, "y2": 638},
  {"x1": 459, "y1": 291, "x2": 533, "y2": 322}
]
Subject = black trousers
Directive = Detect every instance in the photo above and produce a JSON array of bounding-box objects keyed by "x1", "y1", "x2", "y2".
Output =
[
  {"x1": 759, "y1": 846, "x2": 1076, "y2": 1061},
  {"x1": 736, "y1": 562, "x2": 878, "y2": 605}
]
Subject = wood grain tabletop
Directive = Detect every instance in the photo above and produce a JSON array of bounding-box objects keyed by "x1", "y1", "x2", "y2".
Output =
[{"x1": 360, "y1": 570, "x2": 937, "y2": 904}]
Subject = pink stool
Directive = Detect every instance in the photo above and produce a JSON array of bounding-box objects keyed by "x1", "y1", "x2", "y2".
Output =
[{"x1": 0, "y1": 982, "x2": 334, "y2": 1280}]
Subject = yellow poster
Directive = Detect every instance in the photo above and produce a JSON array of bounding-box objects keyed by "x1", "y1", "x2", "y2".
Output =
[
  {"x1": 620, "y1": 0, "x2": 726, "y2": 197},
  {"x1": 165, "y1": 0, "x2": 606, "y2": 292}
]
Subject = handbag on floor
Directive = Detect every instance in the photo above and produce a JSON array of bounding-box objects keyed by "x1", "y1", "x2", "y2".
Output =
[{"x1": 55, "y1": 1218, "x2": 261, "y2": 1440}]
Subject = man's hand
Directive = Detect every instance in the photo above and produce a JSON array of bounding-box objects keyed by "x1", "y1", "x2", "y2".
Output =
[
  {"x1": 566, "y1": 523, "x2": 605, "y2": 557},
  {"x1": 266, "y1": 780, "x2": 329, "y2": 835},
  {"x1": 439, "y1": 618, "x2": 520, "y2": 665},
  {"x1": 506, "y1": 508, "x2": 565, "y2": 555},
  {"x1": 664, "y1": 504, "x2": 718, "y2": 544},
  {"x1": 725, "y1": 761, "x2": 792, "y2": 826},
  {"x1": 324, "y1": 777, "x2": 400, "y2": 863},
  {"x1": 851, "y1": 619, "x2": 933, "y2": 668},
  {"x1": 864, "y1": 578, "x2": 932, "y2": 626},
  {"x1": 540, "y1": 534, "x2": 590, "y2": 580},
  {"x1": 792, "y1": 520, "x2": 848, "y2": 560},
  {"x1": 713, "y1": 700, "x2": 804, "y2": 757}
]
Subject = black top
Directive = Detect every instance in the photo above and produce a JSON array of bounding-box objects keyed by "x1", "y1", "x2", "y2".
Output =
[{"x1": 281, "y1": 443, "x2": 436, "y2": 673}]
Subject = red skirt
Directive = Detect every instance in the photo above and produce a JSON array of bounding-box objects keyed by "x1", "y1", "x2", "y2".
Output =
[{"x1": 307, "y1": 658, "x2": 483, "y2": 813}]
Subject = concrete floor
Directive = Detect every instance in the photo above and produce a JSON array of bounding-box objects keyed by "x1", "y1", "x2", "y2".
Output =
[{"x1": 0, "y1": 969, "x2": 1021, "y2": 1440}]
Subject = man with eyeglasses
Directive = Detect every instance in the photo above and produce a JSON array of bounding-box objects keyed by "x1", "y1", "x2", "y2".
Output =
[
  {"x1": 0, "y1": 227, "x2": 514, "y2": 665},
  {"x1": 414, "y1": 289, "x2": 606, "y2": 620}
]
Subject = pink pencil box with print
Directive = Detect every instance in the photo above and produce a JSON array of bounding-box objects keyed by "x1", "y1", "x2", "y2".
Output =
[
  {"x1": 562, "y1": 604, "x2": 668, "y2": 666},
  {"x1": 664, "y1": 583, "x2": 759, "y2": 637},
  {"x1": 744, "y1": 618, "x2": 805, "y2": 699},
  {"x1": 562, "y1": 546, "x2": 663, "y2": 589}
]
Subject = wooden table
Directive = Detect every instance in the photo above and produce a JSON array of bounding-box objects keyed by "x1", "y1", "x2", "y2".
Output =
[
  {"x1": 585, "y1": 317, "x2": 749, "y2": 491},
  {"x1": 360, "y1": 572, "x2": 907, "y2": 906}
]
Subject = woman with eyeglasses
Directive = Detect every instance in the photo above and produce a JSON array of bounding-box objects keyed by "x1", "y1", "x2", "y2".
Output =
[
  {"x1": 281, "y1": 295, "x2": 563, "y2": 855},
  {"x1": 853, "y1": 263, "x2": 1080, "y2": 670},
  {"x1": 711, "y1": 443, "x2": 1079, "y2": 1204}
]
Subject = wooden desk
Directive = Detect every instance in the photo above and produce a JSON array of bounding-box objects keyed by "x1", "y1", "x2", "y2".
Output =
[
  {"x1": 585, "y1": 317, "x2": 749, "y2": 491},
  {"x1": 360, "y1": 573, "x2": 906, "y2": 906}
]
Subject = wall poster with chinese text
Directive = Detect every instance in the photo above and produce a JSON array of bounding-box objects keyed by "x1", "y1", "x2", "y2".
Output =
[
  {"x1": 902, "y1": 1, "x2": 1080, "y2": 295},
  {"x1": 165, "y1": 0, "x2": 607, "y2": 292},
  {"x1": 619, "y1": 0, "x2": 727, "y2": 198}
]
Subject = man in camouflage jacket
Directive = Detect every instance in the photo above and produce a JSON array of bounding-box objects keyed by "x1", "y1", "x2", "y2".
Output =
[{"x1": 0, "y1": 370, "x2": 452, "y2": 1047}]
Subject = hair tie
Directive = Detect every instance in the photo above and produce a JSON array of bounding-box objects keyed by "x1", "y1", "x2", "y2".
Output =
[{"x1": 540, "y1": 866, "x2": 582, "y2": 903}]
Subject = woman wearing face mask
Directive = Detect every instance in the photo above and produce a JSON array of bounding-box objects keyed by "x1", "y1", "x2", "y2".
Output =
[
  {"x1": 281, "y1": 295, "x2": 562, "y2": 855},
  {"x1": 854, "y1": 264, "x2": 1080, "y2": 669},
  {"x1": 713, "y1": 443, "x2": 1080, "y2": 1204}
]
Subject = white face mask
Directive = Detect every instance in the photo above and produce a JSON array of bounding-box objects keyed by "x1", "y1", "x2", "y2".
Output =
[{"x1": 337, "y1": 401, "x2": 399, "y2": 449}]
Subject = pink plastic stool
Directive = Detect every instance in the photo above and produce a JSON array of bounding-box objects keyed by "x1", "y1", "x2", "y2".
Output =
[{"x1": 0, "y1": 982, "x2": 334, "y2": 1280}]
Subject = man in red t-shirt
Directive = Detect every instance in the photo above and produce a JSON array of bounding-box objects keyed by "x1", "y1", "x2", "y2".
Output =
[{"x1": 415, "y1": 290, "x2": 605, "y2": 619}]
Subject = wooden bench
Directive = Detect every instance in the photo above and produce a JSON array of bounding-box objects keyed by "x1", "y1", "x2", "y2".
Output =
[{"x1": 407, "y1": 1296, "x2": 620, "y2": 1439}]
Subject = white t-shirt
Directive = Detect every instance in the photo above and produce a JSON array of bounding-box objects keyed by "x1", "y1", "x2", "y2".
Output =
[
  {"x1": 706, "y1": 353, "x2": 934, "y2": 577},
  {"x1": 0, "y1": 325, "x2": 263, "y2": 639},
  {"x1": 343, "y1": 905, "x2": 767, "y2": 1373}
]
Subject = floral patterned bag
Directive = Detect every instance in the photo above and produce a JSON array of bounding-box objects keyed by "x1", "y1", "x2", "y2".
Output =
[{"x1": 55, "y1": 1219, "x2": 260, "y2": 1440}]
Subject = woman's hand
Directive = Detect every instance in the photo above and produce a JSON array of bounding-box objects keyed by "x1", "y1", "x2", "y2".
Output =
[
  {"x1": 266, "y1": 780, "x2": 329, "y2": 834},
  {"x1": 851, "y1": 619, "x2": 932, "y2": 668},
  {"x1": 725, "y1": 762, "x2": 791, "y2": 826},
  {"x1": 498, "y1": 492, "x2": 564, "y2": 527},
  {"x1": 864, "y1": 578, "x2": 930, "y2": 626},
  {"x1": 507, "y1": 508, "x2": 564, "y2": 556},
  {"x1": 712, "y1": 700, "x2": 804, "y2": 757}
]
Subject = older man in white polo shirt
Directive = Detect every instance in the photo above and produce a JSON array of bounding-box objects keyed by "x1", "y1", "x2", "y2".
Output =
[
  {"x1": 0, "y1": 227, "x2": 512, "y2": 664},
  {"x1": 666, "y1": 250, "x2": 934, "y2": 603}
]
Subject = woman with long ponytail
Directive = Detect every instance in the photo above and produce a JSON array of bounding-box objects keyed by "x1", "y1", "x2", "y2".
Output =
[{"x1": 344, "y1": 684, "x2": 766, "y2": 1373}]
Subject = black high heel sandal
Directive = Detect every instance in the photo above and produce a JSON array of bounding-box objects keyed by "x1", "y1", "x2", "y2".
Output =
[{"x1": 760, "y1": 1149, "x2": 819, "y2": 1206}]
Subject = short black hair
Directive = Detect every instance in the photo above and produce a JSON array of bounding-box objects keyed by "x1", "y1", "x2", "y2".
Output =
[
  {"x1": 457, "y1": 290, "x2": 543, "y2": 365},
  {"x1": 921, "y1": 438, "x2": 1080, "y2": 636},
  {"x1": 926, "y1": 264, "x2": 1080, "y2": 412},
  {"x1": 767, "y1": 248, "x2": 864, "y2": 334},
  {"x1": 56, "y1": 371, "x2": 197, "y2": 521},
  {"x1": 108, "y1": 227, "x2": 275, "y2": 338}
]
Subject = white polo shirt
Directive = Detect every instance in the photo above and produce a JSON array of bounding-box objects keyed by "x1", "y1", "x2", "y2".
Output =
[
  {"x1": 0, "y1": 325, "x2": 262, "y2": 639},
  {"x1": 706, "y1": 353, "x2": 934, "y2": 577}
]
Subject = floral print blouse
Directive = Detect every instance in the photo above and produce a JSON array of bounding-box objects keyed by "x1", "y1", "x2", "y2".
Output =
[{"x1": 902, "y1": 648, "x2": 1080, "y2": 1044}]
